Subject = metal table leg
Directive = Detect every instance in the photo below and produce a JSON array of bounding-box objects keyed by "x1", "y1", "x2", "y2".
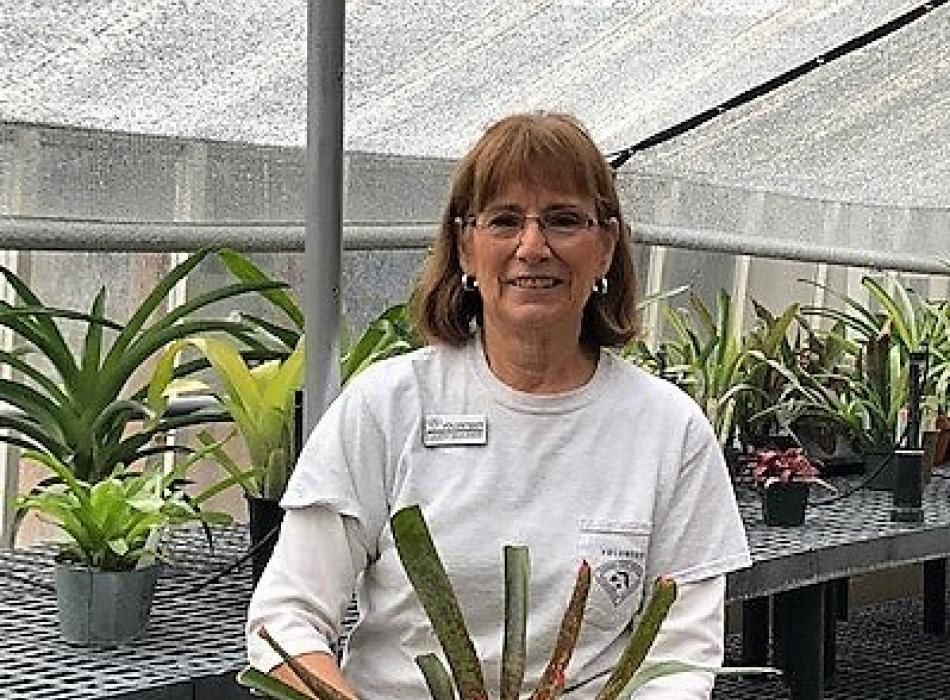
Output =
[
  {"x1": 923, "y1": 558, "x2": 947, "y2": 635},
  {"x1": 823, "y1": 583, "x2": 837, "y2": 682},
  {"x1": 834, "y1": 577, "x2": 849, "y2": 621},
  {"x1": 742, "y1": 597, "x2": 770, "y2": 666},
  {"x1": 773, "y1": 583, "x2": 825, "y2": 700}
]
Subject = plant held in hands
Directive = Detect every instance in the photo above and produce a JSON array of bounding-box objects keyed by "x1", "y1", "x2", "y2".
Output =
[{"x1": 239, "y1": 506, "x2": 778, "y2": 699}]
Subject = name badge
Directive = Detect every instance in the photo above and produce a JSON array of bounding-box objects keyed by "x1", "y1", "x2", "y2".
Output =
[{"x1": 423, "y1": 414, "x2": 487, "y2": 447}]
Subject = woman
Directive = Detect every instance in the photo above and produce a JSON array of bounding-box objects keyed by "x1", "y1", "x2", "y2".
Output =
[{"x1": 247, "y1": 112, "x2": 751, "y2": 699}]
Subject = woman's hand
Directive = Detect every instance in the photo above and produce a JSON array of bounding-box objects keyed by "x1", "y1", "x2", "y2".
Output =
[{"x1": 273, "y1": 651, "x2": 360, "y2": 700}]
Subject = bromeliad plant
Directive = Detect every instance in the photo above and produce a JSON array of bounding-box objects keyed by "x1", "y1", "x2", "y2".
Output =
[
  {"x1": 0, "y1": 248, "x2": 284, "y2": 485},
  {"x1": 217, "y1": 249, "x2": 421, "y2": 384},
  {"x1": 748, "y1": 448, "x2": 836, "y2": 494},
  {"x1": 17, "y1": 440, "x2": 232, "y2": 571},
  {"x1": 628, "y1": 290, "x2": 755, "y2": 448},
  {"x1": 238, "y1": 506, "x2": 777, "y2": 700},
  {"x1": 157, "y1": 335, "x2": 306, "y2": 501}
]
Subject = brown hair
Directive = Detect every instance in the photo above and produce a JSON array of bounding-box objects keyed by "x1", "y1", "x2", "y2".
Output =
[{"x1": 410, "y1": 112, "x2": 638, "y2": 349}]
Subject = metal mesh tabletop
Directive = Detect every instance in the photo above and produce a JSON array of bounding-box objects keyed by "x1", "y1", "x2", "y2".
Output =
[
  {"x1": 0, "y1": 527, "x2": 253, "y2": 700},
  {"x1": 729, "y1": 474, "x2": 950, "y2": 599}
]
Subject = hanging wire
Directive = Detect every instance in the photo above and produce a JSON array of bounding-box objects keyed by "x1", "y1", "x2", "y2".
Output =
[{"x1": 607, "y1": 0, "x2": 948, "y2": 170}]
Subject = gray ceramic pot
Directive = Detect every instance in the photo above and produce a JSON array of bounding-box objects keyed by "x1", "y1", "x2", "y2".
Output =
[{"x1": 54, "y1": 561, "x2": 161, "y2": 646}]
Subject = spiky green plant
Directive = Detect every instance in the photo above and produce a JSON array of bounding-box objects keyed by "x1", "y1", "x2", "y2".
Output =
[
  {"x1": 157, "y1": 335, "x2": 305, "y2": 500},
  {"x1": 631, "y1": 290, "x2": 756, "y2": 447},
  {"x1": 0, "y1": 248, "x2": 284, "y2": 484},
  {"x1": 239, "y1": 506, "x2": 778, "y2": 699},
  {"x1": 217, "y1": 249, "x2": 421, "y2": 382}
]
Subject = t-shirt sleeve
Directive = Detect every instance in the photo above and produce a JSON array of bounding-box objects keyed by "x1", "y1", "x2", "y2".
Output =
[
  {"x1": 646, "y1": 410, "x2": 751, "y2": 585},
  {"x1": 280, "y1": 382, "x2": 391, "y2": 560}
]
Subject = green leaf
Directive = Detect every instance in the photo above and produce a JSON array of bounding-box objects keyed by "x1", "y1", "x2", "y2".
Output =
[
  {"x1": 0, "y1": 348, "x2": 71, "y2": 404},
  {"x1": 0, "y1": 267, "x2": 80, "y2": 384},
  {"x1": 391, "y1": 505, "x2": 487, "y2": 700},
  {"x1": 147, "y1": 280, "x2": 290, "y2": 339},
  {"x1": 262, "y1": 336, "x2": 305, "y2": 409},
  {"x1": 863, "y1": 277, "x2": 915, "y2": 351},
  {"x1": 531, "y1": 560, "x2": 591, "y2": 699},
  {"x1": 594, "y1": 577, "x2": 677, "y2": 700},
  {"x1": 618, "y1": 662, "x2": 781, "y2": 697},
  {"x1": 79, "y1": 288, "x2": 107, "y2": 394},
  {"x1": 416, "y1": 654, "x2": 456, "y2": 700},
  {"x1": 237, "y1": 312, "x2": 302, "y2": 351},
  {"x1": 219, "y1": 249, "x2": 305, "y2": 329},
  {"x1": 236, "y1": 667, "x2": 314, "y2": 700},
  {"x1": 102, "y1": 248, "x2": 213, "y2": 368},
  {"x1": 0, "y1": 378, "x2": 70, "y2": 437},
  {"x1": 501, "y1": 545, "x2": 529, "y2": 700}
]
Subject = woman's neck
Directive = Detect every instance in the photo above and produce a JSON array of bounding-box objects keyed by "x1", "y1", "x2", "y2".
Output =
[{"x1": 479, "y1": 328, "x2": 597, "y2": 394}]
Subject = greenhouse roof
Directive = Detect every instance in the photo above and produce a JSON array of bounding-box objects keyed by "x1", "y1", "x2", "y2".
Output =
[{"x1": 0, "y1": 0, "x2": 947, "y2": 212}]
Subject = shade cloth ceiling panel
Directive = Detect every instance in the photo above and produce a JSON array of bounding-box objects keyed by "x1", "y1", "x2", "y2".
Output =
[
  {"x1": 632, "y1": 2, "x2": 950, "y2": 209},
  {"x1": 0, "y1": 1, "x2": 927, "y2": 154},
  {"x1": 1, "y1": 0, "x2": 945, "y2": 257}
]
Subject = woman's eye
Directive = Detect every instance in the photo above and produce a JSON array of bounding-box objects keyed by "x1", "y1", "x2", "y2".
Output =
[
  {"x1": 487, "y1": 213, "x2": 522, "y2": 229},
  {"x1": 546, "y1": 211, "x2": 586, "y2": 229}
]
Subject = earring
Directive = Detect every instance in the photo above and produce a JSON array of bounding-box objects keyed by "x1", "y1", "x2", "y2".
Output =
[
  {"x1": 461, "y1": 273, "x2": 479, "y2": 291},
  {"x1": 592, "y1": 276, "x2": 608, "y2": 295}
]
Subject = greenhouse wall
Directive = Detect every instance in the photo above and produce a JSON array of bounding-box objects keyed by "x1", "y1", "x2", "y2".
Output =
[{"x1": 1, "y1": 120, "x2": 947, "y2": 547}]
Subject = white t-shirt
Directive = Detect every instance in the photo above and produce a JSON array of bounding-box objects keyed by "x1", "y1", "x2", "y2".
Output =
[{"x1": 248, "y1": 339, "x2": 751, "y2": 698}]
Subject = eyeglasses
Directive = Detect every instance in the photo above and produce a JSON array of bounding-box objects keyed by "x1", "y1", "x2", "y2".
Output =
[{"x1": 456, "y1": 207, "x2": 604, "y2": 242}]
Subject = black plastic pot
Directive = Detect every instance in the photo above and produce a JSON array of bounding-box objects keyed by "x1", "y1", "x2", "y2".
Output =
[
  {"x1": 762, "y1": 480, "x2": 809, "y2": 526},
  {"x1": 247, "y1": 496, "x2": 285, "y2": 585},
  {"x1": 863, "y1": 449, "x2": 895, "y2": 491}
]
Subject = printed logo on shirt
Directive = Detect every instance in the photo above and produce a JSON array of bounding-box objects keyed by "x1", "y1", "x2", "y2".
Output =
[
  {"x1": 593, "y1": 558, "x2": 645, "y2": 607},
  {"x1": 577, "y1": 519, "x2": 650, "y2": 613}
]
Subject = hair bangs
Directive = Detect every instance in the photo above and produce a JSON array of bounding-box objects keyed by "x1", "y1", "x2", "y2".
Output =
[{"x1": 470, "y1": 119, "x2": 602, "y2": 213}]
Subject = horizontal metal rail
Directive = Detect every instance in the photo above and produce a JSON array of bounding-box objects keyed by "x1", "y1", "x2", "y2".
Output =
[
  {"x1": 0, "y1": 396, "x2": 220, "y2": 420},
  {"x1": 1, "y1": 215, "x2": 948, "y2": 274}
]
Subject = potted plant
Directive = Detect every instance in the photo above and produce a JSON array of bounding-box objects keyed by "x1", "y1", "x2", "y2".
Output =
[
  {"x1": 217, "y1": 248, "x2": 421, "y2": 384},
  {"x1": 0, "y1": 248, "x2": 285, "y2": 485},
  {"x1": 16, "y1": 444, "x2": 231, "y2": 645},
  {"x1": 798, "y1": 275, "x2": 947, "y2": 488},
  {"x1": 160, "y1": 334, "x2": 305, "y2": 583},
  {"x1": 626, "y1": 290, "x2": 754, "y2": 453},
  {"x1": 190, "y1": 250, "x2": 421, "y2": 580},
  {"x1": 238, "y1": 506, "x2": 778, "y2": 699},
  {"x1": 751, "y1": 448, "x2": 834, "y2": 526}
]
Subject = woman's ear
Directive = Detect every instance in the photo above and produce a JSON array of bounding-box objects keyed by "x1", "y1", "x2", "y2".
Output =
[
  {"x1": 457, "y1": 227, "x2": 473, "y2": 272},
  {"x1": 599, "y1": 218, "x2": 620, "y2": 274}
]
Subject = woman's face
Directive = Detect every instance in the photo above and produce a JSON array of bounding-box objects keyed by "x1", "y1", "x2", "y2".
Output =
[{"x1": 458, "y1": 181, "x2": 617, "y2": 346}]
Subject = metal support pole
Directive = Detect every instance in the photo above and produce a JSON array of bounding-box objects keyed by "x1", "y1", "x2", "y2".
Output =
[
  {"x1": 0, "y1": 127, "x2": 39, "y2": 548},
  {"x1": 304, "y1": 0, "x2": 345, "y2": 431}
]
